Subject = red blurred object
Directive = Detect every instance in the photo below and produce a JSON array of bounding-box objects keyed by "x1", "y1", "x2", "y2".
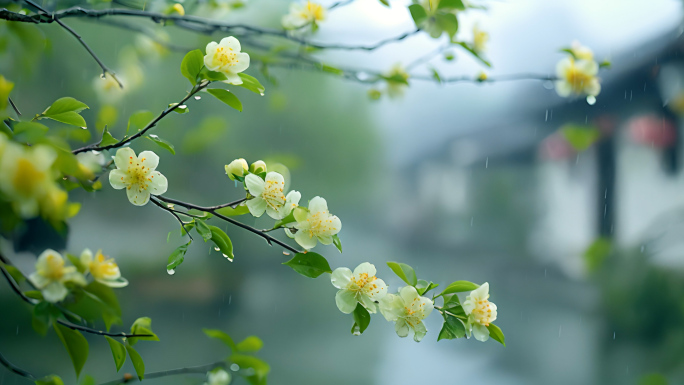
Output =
[
  {"x1": 540, "y1": 133, "x2": 576, "y2": 160},
  {"x1": 628, "y1": 115, "x2": 677, "y2": 148}
]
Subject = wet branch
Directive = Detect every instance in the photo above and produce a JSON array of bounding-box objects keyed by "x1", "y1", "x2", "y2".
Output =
[
  {"x1": 155, "y1": 195, "x2": 302, "y2": 255},
  {"x1": 0, "y1": 351, "x2": 36, "y2": 381},
  {"x1": 98, "y1": 360, "x2": 227, "y2": 385}
]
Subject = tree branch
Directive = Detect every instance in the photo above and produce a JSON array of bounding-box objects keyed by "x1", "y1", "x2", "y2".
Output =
[
  {"x1": 99, "y1": 360, "x2": 226, "y2": 385},
  {"x1": 21, "y1": 0, "x2": 123, "y2": 88},
  {"x1": 155, "y1": 195, "x2": 302, "y2": 255},
  {"x1": 151, "y1": 197, "x2": 194, "y2": 240},
  {"x1": 72, "y1": 80, "x2": 209, "y2": 154},
  {"x1": 0, "y1": 351, "x2": 36, "y2": 381}
]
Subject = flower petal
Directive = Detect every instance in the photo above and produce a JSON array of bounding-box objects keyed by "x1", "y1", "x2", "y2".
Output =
[
  {"x1": 148, "y1": 171, "x2": 168, "y2": 195},
  {"x1": 353, "y1": 262, "x2": 376, "y2": 278},
  {"x1": 114, "y1": 147, "x2": 135, "y2": 170},
  {"x1": 399, "y1": 285, "x2": 420, "y2": 304},
  {"x1": 223, "y1": 74, "x2": 243, "y2": 85},
  {"x1": 366, "y1": 278, "x2": 388, "y2": 301},
  {"x1": 246, "y1": 197, "x2": 267, "y2": 217},
  {"x1": 331, "y1": 267, "x2": 352, "y2": 289},
  {"x1": 219, "y1": 36, "x2": 241, "y2": 52},
  {"x1": 126, "y1": 187, "x2": 150, "y2": 206},
  {"x1": 232, "y1": 53, "x2": 250, "y2": 73},
  {"x1": 358, "y1": 294, "x2": 377, "y2": 313},
  {"x1": 42, "y1": 281, "x2": 68, "y2": 303},
  {"x1": 294, "y1": 230, "x2": 318, "y2": 250},
  {"x1": 472, "y1": 323, "x2": 490, "y2": 342},
  {"x1": 138, "y1": 151, "x2": 159, "y2": 171},
  {"x1": 335, "y1": 289, "x2": 357, "y2": 314},
  {"x1": 308, "y1": 196, "x2": 328, "y2": 213},
  {"x1": 395, "y1": 319, "x2": 410, "y2": 338},
  {"x1": 245, "y1": 174, "x2": 265, "y2": 196},
  {"x1": 109, "y1": 169, "x2": 127, "y2": 190},
  {"x1": 79, "y1": 249, "x2": 93, "y2": 269},
  {"x1": 413, "y1": 321, "x2": 428, "y2": 342}
]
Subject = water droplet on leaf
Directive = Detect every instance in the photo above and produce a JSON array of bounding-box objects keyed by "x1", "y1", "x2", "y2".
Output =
[{"x1": 167, "y1": 269, "x2": 175, "y2": 275}]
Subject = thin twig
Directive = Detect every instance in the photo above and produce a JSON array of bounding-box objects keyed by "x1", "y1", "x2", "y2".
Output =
[
  {"x1": 72, "y1": 80, "x2": 209, "y2": 154},
  {"x1": 156, "y1": 196, "x2": 302, "y2": 254},
  {"x1": 0, "y1": 351, "x2": 36, "y2": 381},
  {"x1": 151, "y1": 197, "x2": 194, "y2": 240},
  {"x1": 7, "y1": 97, "x2": 21, "y2": 116},
  {"x1": 21, "y1": 0, "x2": 123, "y2": 88}
]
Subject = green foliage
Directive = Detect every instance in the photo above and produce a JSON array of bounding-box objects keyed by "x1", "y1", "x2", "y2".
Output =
[
  {"x1": 195, "y1": 220, "x2": 213, "y2": 241},
  {"x1": 352, "y1": 304, "x2": 371, "y2": 335},
  {"x1": 208, "y1": 225, "x2": 234, "y2": 260},
  {"x1": 386, "y1": 261, "x2": 417, "y2": 286},
  {"x1": 32, "y1": 301, "x2": 59, "y2": 336},
  {"x1": 438, "y1": 280, "x2": 479, "y2": 296},
  {"x1": 487, "y1": 323, "x2": 505, "y2": 346},
  {"x1": 639, "y1": 373, "x2": 668, "y2": 385},
  {"x1": 332, "y1": 234, "x2": 342, "y2": 253},
  {"x1": 230, "y1": 354, "x2": 270, "y2": 385},
  {"x1": 236, "y1": 336, "x2": 264, "y2": 352},
  {"x1": 215, "y1": 205, "x2": 250, "y2": 217},
  {"x1": 203, "y1": 328, "x2": 237, "y2": 351},
  {"x1": 104, "y1": 336, "x2": 127, "y2": 372},
  {"x1": 437, "y1": 0, "x2": 465, "y2": 10},
  {"x1": 416, "y1": 279, "x2": 439, "y2": 295},
  {"x1": 181, "y1": 49, "x2": 204, "y2": 85},
  {"x1": 128, "y1": 317, "x2": 159, "y2": 346},
  {"x1": 167, "y1": 241, "x2": 190, "y2": 271},
  {"x1": 35, "y1": 375, "x2": 65, "y2": 385},
  {"x1": 283, "y1": 252, "x2": 332, "y2": 278},
  {"x1": 584, "y1": 237, "x2": 612, "y2": 272},
  {"x1": 438, "y1": 314, "x2": 466, "y2": 340},
  {"x1": 38, "y1": 97, "x2": 89, "y2": 127},
  {"x1": 408, "y1": 4, "x2": 428, "y2": 25},
  {"x1": 99, "y1": 127, "x2": 119, "y2": 147},
  {"x1": 561, "y1": 124, "x2": 600, "y2": 152},
  {"x1": 53, "y1": 322, "x2": 89, "y2": 378},
  {"x1": 125, "y1": 344, "x2": 146, "y2": 380},
  {"x1": 146, "y1": 134, "x2": 175, "y2": 155},
  {"x1": 12, "y1": 122, "x2": 48, "y2": 143},
  {"x1": 237, "y1": 73, "x2": 266, "y2": 94},
  {"x1": 207, "y1": 89, "x2": 243, "y2": 112}
]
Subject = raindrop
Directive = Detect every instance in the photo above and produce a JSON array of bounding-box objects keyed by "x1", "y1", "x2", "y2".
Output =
[
  {"x1": 230, "y1": 364, "x2": 240, "y2": 371},
  {"x1": 613, "y1": 331, "x2": 616, "y2": 340},
  {"x1": 558, "y1": 325, "x2": 562, "y2": 338},
  {"x1": 167, "y1": 269, "x2": 175, "y2": 275},
  {"x1": 545, "y1": 109, "x2": 549, "y2": 122},
  {"x1": 194, "y1": 96, "x2": 201, "y2": 100},
  {"x1": 544, "y1": 269, "x2": 547, "y2": 278},
  {"x1": 214, "y1": 247, "x2": 220, "y2": 251},
  {"x1": 223, "y1": 254, "x2": 234, "y2": 262},
  {"x1": 178, "y1": 104, "x2": 187, "y2": 109},
  {"x1": 16, "y1": 326, "x2": 19, "y2": 335},
  {"x1": 351, "y1": 325, "x2": 361, "y2": 336},
  {"x1": 356, "y1": 72, "x2": 371, "y2": 81},
  {"x1": 586, "y1": 95, "x2": 596, "y2": 105},
  {"x1": 542, "y1": 80, "x2": 554, "y2": 90},
  {"x1": 259, "y1": 92, "x2": 265, "y2": 96},
  {"x1": 229, "y1": 295, "x2": 232, "y2": 305},
  {"x1": 485, "y1": 157, "x2": 489, "y2": 168},
  {"x1": 100, "y1": 74, "x2": 106, "y2": 79},
  {"x1": 640, "y1": 245, "x2": 645, "y2": 253}
]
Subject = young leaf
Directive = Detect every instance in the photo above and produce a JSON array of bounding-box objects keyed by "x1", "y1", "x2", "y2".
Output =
[
  {"x1": 35, "y1": 375, "x2": 65, "y2": 385},
  {"x1": 208, "y1": 225, "x2": 234, "y2": 260},
  {"x1": 487, "y1": 323, "x2": 505, "y2": 346},
  {"x1": 437, "y1": 0, "x2": 465, "y2": 10},
  {"x1": 236, "y1": 336, "x2": 264, "y2": 352},
  {"x1": 125, "y1": 344, "x2": 145, "y2": 380},
  {"x1": 12, "y1": 121, "x2": 48, "y2": 143},
  {"x1": 351, "y1": 304, "x2": 371, "y2": 335},
  {"x1": 237, "y1": 73, "x2": 265, "y2": 94},
  {"x1": 99, "y1": 127, "x2": 118, "y2": 147},
  {"x1": 444, "y1": 314, "x2": 466, "y2": 338},
  {"x1": 53, "y1": 322, "x2": 89, "y2": 378},
  {"x1": 386, "y1": 261, "x2": 417, "y2": 286},
  {"x1": 43, "y1": 97, "x2": 89, "y2": 115},
  {"x1": 229, "y1": 354, "x2": 270, "y2": 382},
  {"x1": 104, "y1": 336, "x2": 127, "y2": 372},
  {"x1": 435, "y1": 13, "x2": 458, "y2": 38},
  {"x1": 128, "y1": 317, "x2": 159, "y2": 346},
  {"x1": 416, "y1": 279, "x2": 439, "y2": 295},
  {"x1": 283, "y1": 252, "x2": 332, "y2": 278},
  {"x1": 167, "y1": 242, "x2": 190, "y2": 272},
  {"x1": 408, "y1": 4, "x2": 428, "y2": 26},
  {"x1": 215, "y1": 205, "x2": 250, "y2": 217},
  {"x1": 438, "y1": 322, "x2": 455, "y2": 341},
  {"x1": 203, "y1": 328, "x2": 236, "y2": 351},
  {"x1": 146, "y1": 134, "x2": 175, "y2": 155},
  {"x1": 332, "y1": 234, "x2": 342, "y2": 253},
  {"x1": 181, "y1": 49, "x2": 204, "y2": 85},
  {"x1": 439, "y1": 281, "x2": 479, "y2": 296},
  {"x1": 561, "y1": 124, "x2": 600, "y2": 152},
  {"x1": 195, "y1": 220, "x2": 212, "y2": 242},
  {"x1": 207, "y1": 89, "x2": 243, "y2": 112}
]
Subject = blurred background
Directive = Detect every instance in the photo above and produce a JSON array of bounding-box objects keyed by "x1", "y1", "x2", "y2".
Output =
[{"x1": 2, "y1": 0, "x2": 684, "y2": 384}]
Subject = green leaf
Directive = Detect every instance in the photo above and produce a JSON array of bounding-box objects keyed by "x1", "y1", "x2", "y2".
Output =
[
  {"x1": 230, "y1": 354, "x2": 270, "y2": 382},
  {"x1": 125, "y1": 344, "x2": 145, "y2": 380},
  {"x1": 180, "y1": 49, "x2": 204, "y2": 86},
  {"x1": 283, "y1": 252, "x2": 332, "y2": 278},
  {"x1": 203, "y1": 328, "x2": 236, "y2": 351},
  {"x1": 43, "y1": 97, "x2": 89, "y2": 115},
  {"x1": 439, "y1": 280, "x2": 479, "y2": 296},
  {"x1": 128, "y1": 317, "x2": 159, "y2": 346},
  {"x1": 386, "y1": 261, "x2": 417, "y2": 286},
  {"x1": 435, "y1": 13, "x2": 458, "y2": 38},
  {"x1": 99, "y1": 127, "x2": 118, "y2": 147},
  {"x1": 199, "y1": 67, "x2": 228, "y2": 82},
  {"x1": 455, "y1": 42, "x2": 492, "y2": 67},
  {"x1": 1, "y1": 263, "x2": 25, "y2": 284},
  {"x1": 104, "y1": 336, "x2": 127, "y2": 372},
  {"x1": 25, "y1": 290, "x2": 44, "y2": 300},
  {"x1": 437, "y1": 0, "x2": 465, "y2": 10},
  {"x1": 561, "y1": 124, "x2": 600, "y2": 152},
  {"x1": 638, "y1": 373, "x2": 668, "y2": 385},
  {"x1": 207, "y1": 89, "x2": 243, "y2": 112},
  {"x1": 379, "y1": 0, "x2": 389, "y2": 6},
  {"x1": 332, "y1": 234, "x2": 342, "y2": 253},
  {"x1": 169, "y1": 103, "x2": 189, "y2": 114},
  {"x1": 208, "y1": 225, "x2": 234, "y2": 260},
  {"x1": 599, "y1": 60, "x2": 612, "y2": 69},
  {"x1": 487, "y1": 323, "x2": 505, "y2": 346},
  {"x1": 146, "y1": 134, "x2": 175, "y2": 155},
  {"x1": 126, "y1": 110, "x2": 154, "y2": 136},
  {"x1": 215, "y1": 205, "x2": 250, "y2": 217},
  {"x1": 320, "y1": 64, "x2": 344, "y2": 76},
  {"x1": 559, "y1": 48, "x2": 577, "y2": 59},
  {"x1": 416, "y1": 279, "x2": 439, "y2": 295},
  {"x1": 195, "y1": 220, "x2": 212, "y2": 242},
  {"x1": 53, "y1": 321, "x2": 89, "y2": 378},
  {"x1": 35, "y1": 375, "x2": 65, "y2": 385},
  {"x1": 167, "y1": 242, "x2": 190, "y2": 272},
  {"x1": 79, "y1": 375, "x2": 96, "y2": 385},
  {"x1": 351, "y1": 304, "x2": 371, "y2": 335},
  {"x1": 237, "y1": 73, "x2": 266, "y2": 94},
  {"x1": 42, "y1": 111, "x2": 87, "y2": 127},
  {"x1": 32, "y1": 301, "x2": 58, "y2": 336},
  {"x1": 584, "y1": 237, "x2": 612, "y2": 272},
  {"x1": 408, "y1": 4, "x2": 428, "y2": 26},
  {"x1": 13, "y1": 121, "x2": 48, "y2": 143},
  {"x1": 438, "y1": 322, "x2": 455, "y2": 341},
  {"x1": 236, "y1": 336, "x2": 264, "y2": 352},
  {"x1": 444, "y1": 314, "x2": 466, "y2": 339}
]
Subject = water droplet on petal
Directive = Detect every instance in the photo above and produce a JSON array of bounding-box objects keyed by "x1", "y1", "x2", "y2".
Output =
[
  {"x1": 586, "y1": 95, "x2": 597, "y2": 105},
  {"x1": 167, "y1": 269, "x2": 175, "y2": 275}
]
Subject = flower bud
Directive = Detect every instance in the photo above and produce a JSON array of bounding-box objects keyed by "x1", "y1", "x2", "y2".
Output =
[
  {"x1": 250, "y1": 160, "x2": 267, "y2": 174},
  {"x1": 225, "y1": 158, "x2": 248, "y2": 180}
]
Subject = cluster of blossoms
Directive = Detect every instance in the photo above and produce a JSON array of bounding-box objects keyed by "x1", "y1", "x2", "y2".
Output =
[
  {"x1": 0, "y1": 133, "x2": 72, "y2": 221},
  {"x1": 282, "y1": 1, "x2": 326, "y2": 30},
  {"x1": 29, "y1": 248, "x2": 127, "y2": 303},
  {"x1": 226, "y1": 158, "x2": 342, "y2": 250},
  {"x1": 330, "y1": 262, "x2": 498, "y2": 342},
  {"x1": 555, "y1": 41, "x2": 601, "y2": 99}
]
